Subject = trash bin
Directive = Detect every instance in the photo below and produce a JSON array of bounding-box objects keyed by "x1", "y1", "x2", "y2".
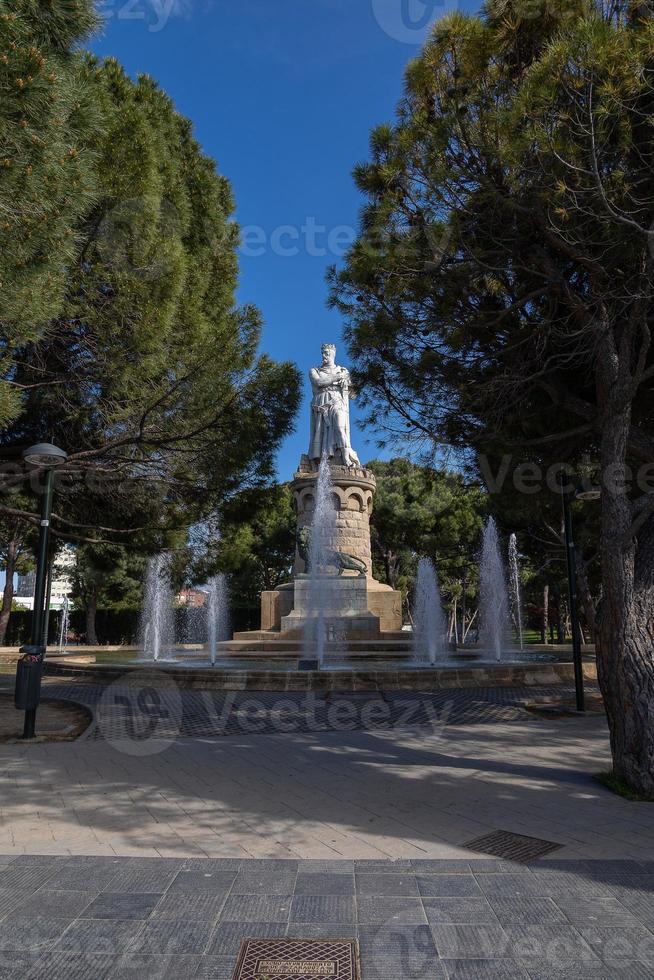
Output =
[{"x1": 14, "y1": 657, "x2": 44, "y2": 711}]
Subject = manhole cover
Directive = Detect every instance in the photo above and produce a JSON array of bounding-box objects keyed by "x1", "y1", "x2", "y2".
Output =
[
  {"x1": 464, "y1": 829, "x2": 563, "y2": 863},
  {"x1": 233, "y1": 938, "x2": 360, "y2": 979}
]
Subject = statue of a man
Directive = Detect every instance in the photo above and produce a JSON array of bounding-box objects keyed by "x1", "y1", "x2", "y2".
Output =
[{"x1": 308, "y1": 344, "x2": 360, "y2": 468}]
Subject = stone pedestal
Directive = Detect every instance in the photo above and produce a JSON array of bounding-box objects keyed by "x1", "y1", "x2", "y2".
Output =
[
  {"x1": 292, "y1": 455, "x2": 374, "y2": 575},
  {"x1": 257, "y1": 456, "x2": 402, "y2": 637},
  {"x1": 280, "y1": 576, "x2": 381, "y2": 637}
]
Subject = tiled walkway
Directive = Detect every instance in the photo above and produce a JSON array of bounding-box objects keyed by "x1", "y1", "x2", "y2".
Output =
[
  {"x1": 2, "y1": 679, "x2": 653, "y2": 977},
  {"x1": 0, "y1": 855, "x2": 653, "y2": 979}
]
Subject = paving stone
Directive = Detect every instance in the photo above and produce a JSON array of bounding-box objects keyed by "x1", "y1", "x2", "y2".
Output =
[
  {"x1": 430, "y1": 924, "x2": 509, "y2": 958},
  {"x1": 8, "y1": 856, "x2": 64, "y2": 868},
  {"x1": 0, "y1": 865, "x2": 57, "y2": 893},
  {"x1": 82, "y1": 892, "x2": 162, "y2": 920},
  {"x1": 287, "y1": 922, "x2": 357, "y2": 939},
  {"x1": 555, "y1": 897, "x2": 643, "y2": 927},
  {"x1": 502, "y1": 923, "x2": 596, "y2": 961},
  {"x1": 474, "y1": 874, "x2": 546, "y2": 899},
  {"x1": 39, "y1": 865, "x2": 121, "y2": 892},
  {"x1": 238, "y1": 860, "x2": 297, "y2": 872},
  {"x1": 525, "y1": 962, "x2": 654, "y2": 979},
  {"x1": 194, "y1": 956, "x2": 237, "y2": 980},
  {"x1": 103, "y1": 869, "x2": 178, "y2": 893},
  {"x1": 578, "y1": 925, "x2": 654, "y2": 960},
  {"x1": 183, "y1": 858, "x2": 243, "y2": 873},
  {"x1": 0, "y1": 913, "x2": 74, "y2": 952},
  {"x1": 580, "y1": 860, "x2": 646, "y2": 878},
  {"x1": 467, "y1": 861, "x2": 535, "y2": 874},
  {"x1": 54, "y1": 918, "x2": 145, "y2": 953},
  {"x1": 418, "y1": 874, "x2": 483, "y2": 898},
  {"x1": 106, "y1": 952, "x2": 202, "y2": 978},
  {"x1": 295, "y1": 872, "x2": 355, "y2": 895},
  {"x1": 0, "y1": 949, "x2": 41, "y2": 979},
  {"x1": 289, "y1": 895, "x2": 356, "y2": 923},
  {"x1": 356, "y1": 897, "x2": 427, "y2": 925},
  {"x1": 443, "y1": 960, "x2": 530, "y2": 979},
  {"x1": 489, "y1": 897, "x2": 567, "y2": 925},
  {"x1": 358, "y1": 923, "x2": 444, "y2": 980},
  {"x1": 296, "y1": 860, "x2": 354, "y2": 874},
  {"x1": 410, "y1": 860, "x2": 472, "y2": 873},
  {"x1": 0, "y1": 887, "x2": 26, "y2": 916},
  {"x1": 168, "y1": 870, "x2": 237, "y2": 893},
  {"x1": 356, "y1": 873, "x2": 419, "y2": 897},
  {"x1": 207, "y1": 920, "x2": 286, "y2": 955},
  {"x1": 129, "y1": 918, "x2": 214, "y2": 954},
  {"x1": 12, "y1": 889, "x2": 98, "y2": 918},
  {"x1": 230, "y1": 869, "x2": 297, "y2": 895},
  {"x1": 150, "y1": 891, "x2": 228, "y2": 921},
  {"x1": 219, "y1": 894, "x2": 292, "y2": 923},
  {"x1": 529, "y1": 872, "x2": 613, "y2": 898},
  {"x1": 25, "y1": 951, "x2": 115, "y2": 979},
  {"x1": 422, "y1": 897, "x2": 500, "y2": 925},
  {"x1": 354, "y1": 860, "x2": 413, "y2": 873}
]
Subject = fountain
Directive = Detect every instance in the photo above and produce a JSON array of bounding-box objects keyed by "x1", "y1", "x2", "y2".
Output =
[
  {"x1": 58, "y1": 596, "x2": 70, "y2": 654},
  {"x1": 139, "y1": 552, "x2": 174, "y2": 662},
  {"x1": 206, "y1": 573, "x2": 230, "y2": 667},
  {"x1": 478, "y1": 518, "x2": 510, "y2": 662},
  {"x1": 58, "y1": 346, "x2": 561, "y2": 691},
  {"x1": 413, "y1": 557, "x2": 447, "y2": 665},
  {"x1": 508, "y1": 533, "x2": 524, "y2": 650},
  {"x1": 302, "y1": 455, "x2": 338, "y2": 667}
]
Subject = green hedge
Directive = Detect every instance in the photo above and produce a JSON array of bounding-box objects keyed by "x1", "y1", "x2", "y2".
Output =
[{"x1": 5, "y1": 608, "x2": 140, "y2": 647}]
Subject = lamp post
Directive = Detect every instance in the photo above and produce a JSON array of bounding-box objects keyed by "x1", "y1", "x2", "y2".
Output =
[
  {"x1": 14, "y1": 442, "x2": 68, "y2": 739},
  {"x1": 558, "y1": 473, "x2": 601, "y2": 714}
]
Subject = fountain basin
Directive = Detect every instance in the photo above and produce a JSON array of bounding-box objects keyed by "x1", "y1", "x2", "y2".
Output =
[{"x1": 44, "y1": 650, "x2": 587, "y2": 693}]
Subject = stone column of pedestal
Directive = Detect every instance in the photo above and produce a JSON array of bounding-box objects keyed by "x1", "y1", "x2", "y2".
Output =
[{"x1": 292, "y1": 456, "x2": 375, "y2": 576}]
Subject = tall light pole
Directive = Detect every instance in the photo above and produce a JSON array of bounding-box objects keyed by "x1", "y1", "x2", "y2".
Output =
[
  {"x1": 558, "y1": 472, "x2": 601, "y2": 714},
  {"x1": 14, "y1": 442, "x2": 68, "y2": 739}
]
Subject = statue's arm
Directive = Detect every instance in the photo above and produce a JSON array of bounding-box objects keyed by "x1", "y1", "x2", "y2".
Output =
[{"x1": 309, "y1": 367, "x2": 332, "y2": 390}]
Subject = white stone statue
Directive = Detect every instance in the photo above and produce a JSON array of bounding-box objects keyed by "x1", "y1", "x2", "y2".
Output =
[{"x1": 308, "y1": 344, "x2": 361, "y2": 468}]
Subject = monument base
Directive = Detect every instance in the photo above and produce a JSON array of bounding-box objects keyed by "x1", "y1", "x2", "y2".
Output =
[
  {"x1": 260, "y1": 578, "x2": 402, "y2": 636},
  {"x1": 280, "y1": 575, "x2": 381, "y2": 638}
]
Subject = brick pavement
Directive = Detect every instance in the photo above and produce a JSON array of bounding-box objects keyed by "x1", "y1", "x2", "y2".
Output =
[{"x1": 0, "y1": 855, "x2": 653, "y2": 979}]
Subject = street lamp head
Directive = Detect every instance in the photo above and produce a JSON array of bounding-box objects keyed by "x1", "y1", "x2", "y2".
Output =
[
  {"x1": 575, "y1": 487, "x2": 601, "y2": 502},
  {"x1": 22, "y1": 442, "x2": 68, "y2": 468}
]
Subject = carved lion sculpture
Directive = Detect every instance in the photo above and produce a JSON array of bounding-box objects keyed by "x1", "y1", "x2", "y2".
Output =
[{"x1": 297, "y1": 527, "x2": 367, "y2": 577}]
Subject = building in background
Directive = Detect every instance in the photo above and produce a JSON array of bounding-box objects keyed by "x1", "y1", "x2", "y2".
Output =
[
  {"x1": 14, "y1": 545, "x2": 75, "y2": 612},
  {"x1": 176, "y1": 587, "x2": 208, "y2": 608}
]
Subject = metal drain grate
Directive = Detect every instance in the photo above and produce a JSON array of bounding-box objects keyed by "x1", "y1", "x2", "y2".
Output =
[
  {"x1": 464, "y1": 830, "x2": 563, "y2": 863},
  {"x1": 233, "y1": 938, "x2": 360, "y2": 979}
]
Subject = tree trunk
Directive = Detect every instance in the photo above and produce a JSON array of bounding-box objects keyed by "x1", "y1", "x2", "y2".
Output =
[
  {"x1": 86, "y1": 592, "x2": 99, "y2": 646},
  {"x1": 575, "y1": 555, "x2": 597, "y2": 642},
  {"x1": 0, "y1": 539, "x2": 18, "y2": 645},
  {"x1": 595, "y1": 327, "x2": 654, "y2": 795},
  {"x1": 541, "y1": 584, "x2": 549, "y2": 644}
]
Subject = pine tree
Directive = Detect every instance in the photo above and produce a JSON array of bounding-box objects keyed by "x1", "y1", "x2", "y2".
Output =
[
  {"x1": 331, "y1": 0, "x2": 654, "y2": 793},
  {"x1": 2, "y1": 57, "x2": 300, "y2": 553},
  {"x1": 0, "y1": 0, "x2": 98, "y2": 424}
]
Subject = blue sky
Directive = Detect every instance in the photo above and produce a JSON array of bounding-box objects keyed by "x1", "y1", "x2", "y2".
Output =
[{"x1": 91, "y1": 0, "x2": 472, "y2": 479}]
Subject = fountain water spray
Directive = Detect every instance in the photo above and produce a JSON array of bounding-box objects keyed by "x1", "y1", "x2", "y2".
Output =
[
  {"x1": 478, "y1": 518, "x2": 510, "y2": 662},
  {"x1": 303, "y1": 455, "x2": 338, "y2": 667},
  {"x1": 207, "y1": 573, "x2": 230, "y2": 667},
  {"x1": 58, "y1": 596, "x2": 70, "y2": 654},
  {"x1": 413, "y1": 557, "x2": 447, "y2": 665},
  {"x1": 508, "y1": 533, "x2": 524, "y2": 651},
  {"x1": 139, "y1": 552, "x2": 174, "y2": 662}
]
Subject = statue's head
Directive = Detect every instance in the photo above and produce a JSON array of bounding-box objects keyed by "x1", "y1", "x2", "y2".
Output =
[{"x1": 321, "y1": 343, "x2": 336, "y2": 366}]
